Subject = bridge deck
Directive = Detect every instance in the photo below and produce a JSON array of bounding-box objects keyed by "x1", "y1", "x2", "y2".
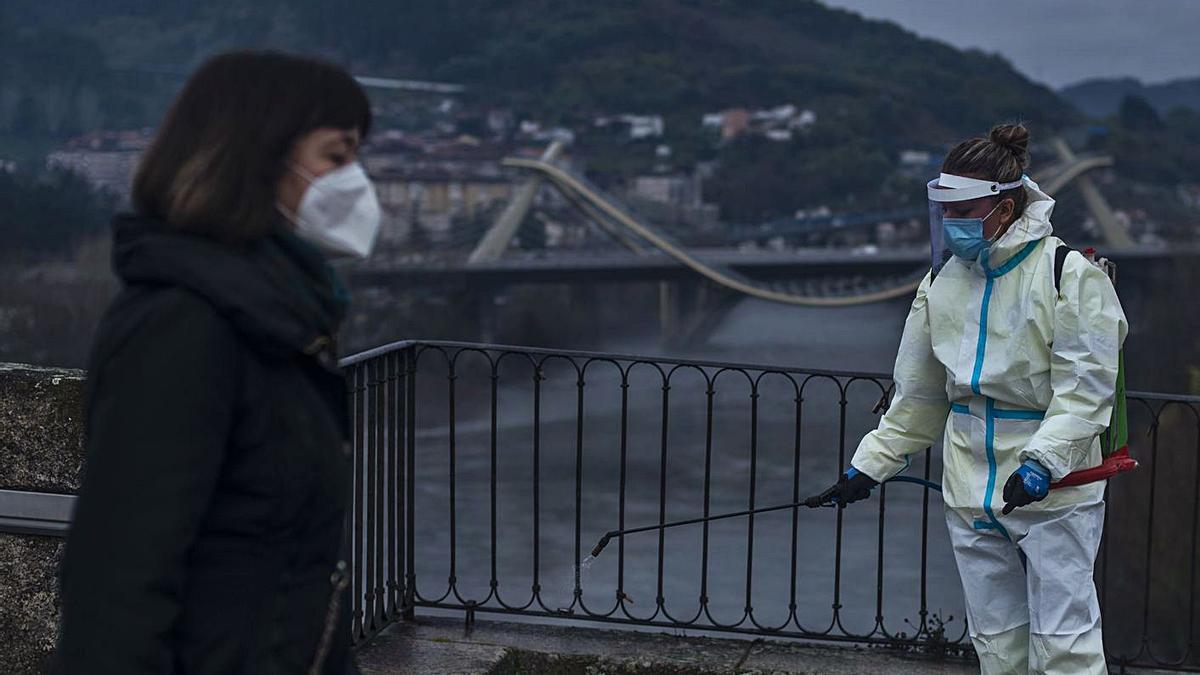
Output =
[{"x1": 353, "y1": 244, "x2": 1190, "y2": 286}]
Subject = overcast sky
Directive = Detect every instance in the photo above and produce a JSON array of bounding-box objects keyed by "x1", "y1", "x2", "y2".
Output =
[{"x1": 819, "y1": 0, "x2": 1200, "y2": 88}]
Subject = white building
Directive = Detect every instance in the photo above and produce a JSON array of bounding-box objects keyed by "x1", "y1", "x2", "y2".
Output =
[
  {"x1": 631, "y1": 174, "x2": 700, "y2": 206},
  {"x1": 46, "y1": 149, "x2": 141, "y2": 203},
  {"x1": 900, "y1": 150, "x2": 933, "y2": 167},
  {"x1": 622, "y1": 115, "x2": 664, "y2": 139},
  {"x1": 44, "y1": 129, "x2": 154, "y2": 204},
  {"x1": 792, "y1": 109, "x2": 817, "y2": 129},
  {"x1": 596, "y1": 114, "x2": 665, "y2": 139},
  {"x1": 700, "y1": 105, "x2": 816, "y2": 141}
]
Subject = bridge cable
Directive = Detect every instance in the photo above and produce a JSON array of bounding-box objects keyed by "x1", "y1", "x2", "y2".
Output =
[{"x1": 504, "y1": 157, "x2": 925, "y2": 307}]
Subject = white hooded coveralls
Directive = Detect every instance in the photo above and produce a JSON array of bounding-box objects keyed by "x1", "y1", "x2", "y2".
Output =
[{"x1": 851, "y1": 179, "x2": 1128, "y2": 674}]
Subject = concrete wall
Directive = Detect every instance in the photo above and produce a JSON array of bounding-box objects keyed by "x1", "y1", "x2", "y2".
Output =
[{"x1": 0, "y1": 364, "x2": 86, "y2": 674}]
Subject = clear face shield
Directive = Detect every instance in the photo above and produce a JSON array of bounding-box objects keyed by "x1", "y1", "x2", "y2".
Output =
[{"x1": 927, "y1": 173, "x2": 1024, "y2": 273}]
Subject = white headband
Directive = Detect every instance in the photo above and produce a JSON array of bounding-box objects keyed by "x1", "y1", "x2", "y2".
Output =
[{"x1": 927, "y1": 173, "x2": 1025, "y2": 203}]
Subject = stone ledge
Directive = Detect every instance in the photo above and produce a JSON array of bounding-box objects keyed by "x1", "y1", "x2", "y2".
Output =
[
  {"x1": 0, "y1": 535, "x2": 65, "y2": 674},
  {"x1": 0, "y1": 363, "x2": 87, "y2": 674},
  {"x1": 354, "y1": 616, "x2": 976, "y2": 675},
  {"x1": 0, "y1": 363, "x2": 86, "y2": 493}
]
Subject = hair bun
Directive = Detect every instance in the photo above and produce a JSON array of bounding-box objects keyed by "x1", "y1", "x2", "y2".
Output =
[{"x1": 989, "y1": 123, "x2": 1030, "y2": 169}]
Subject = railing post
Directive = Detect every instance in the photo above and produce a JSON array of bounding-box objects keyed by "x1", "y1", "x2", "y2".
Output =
[
  {"x1": 403, "y1": 344, "x2": 417, "y2": 621},
  {"x1": 387, "y1": 350, "x2": 400, "y2": 618},
  {"x1": 351, "y1": 363, "x2": 366, "y2": 640},
  {"x1": 365, "y1": 358, "x2": 380, "y2": 635}
]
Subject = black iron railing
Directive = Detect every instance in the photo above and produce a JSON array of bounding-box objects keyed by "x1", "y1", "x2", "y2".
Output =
[
  {"x1": 1101, "y1": 391, "x2": 1200, "y2": 671},
  {"x1": 340, "y1": 340, "x2": 1200, "y2": 672},
  {"x1": 342, "y1": 347, "x2": 412, "y2": 645}
]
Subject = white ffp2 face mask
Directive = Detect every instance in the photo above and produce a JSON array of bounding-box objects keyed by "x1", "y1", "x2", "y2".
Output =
[{"x1": 284, "y1": 162, "x2": 381, "y2": 260}]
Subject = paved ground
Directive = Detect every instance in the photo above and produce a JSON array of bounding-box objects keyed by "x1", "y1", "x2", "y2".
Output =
[{"x1": 354, "y1": 616, "x2": 978, "y2": 674}]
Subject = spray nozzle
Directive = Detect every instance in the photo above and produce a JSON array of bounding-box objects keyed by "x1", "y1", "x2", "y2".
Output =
[{"x1": 591, "y1": 532, "x2": 615, "y2": 558}]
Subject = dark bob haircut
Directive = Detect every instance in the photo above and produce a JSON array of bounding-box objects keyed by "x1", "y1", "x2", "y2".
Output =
[{"x1": 132, "y1": 51, "x2": 371, "y2": 242}]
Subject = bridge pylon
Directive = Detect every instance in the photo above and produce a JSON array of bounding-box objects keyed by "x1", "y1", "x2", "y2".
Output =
[
  {"x1": 1048, "y1": 137, "x2": 1134, "y2": 247},
  {"x1": 468, "y1": 141, "x2": 564, "y2": 264}
]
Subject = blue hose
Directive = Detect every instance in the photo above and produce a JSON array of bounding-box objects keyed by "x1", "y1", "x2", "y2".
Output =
[{"x1": 885, "y1": 475, "x2": 943, "y2": 492}]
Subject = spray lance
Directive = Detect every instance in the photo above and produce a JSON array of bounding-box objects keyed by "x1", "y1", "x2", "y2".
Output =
[
  {"x1": 587, "y1": 457, "x2": 1138, "y2": 559},
  {"x1": 588, "y1": 475, "x2": 940, "y2": 558}
]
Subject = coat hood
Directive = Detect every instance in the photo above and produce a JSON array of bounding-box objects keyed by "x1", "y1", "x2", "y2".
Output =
[{"x1": 111, "y1": 214, "x2": 347, "y2": 359}]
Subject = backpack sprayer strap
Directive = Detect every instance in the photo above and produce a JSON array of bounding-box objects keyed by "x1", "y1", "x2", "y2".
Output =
[{"x1": 1051, "y1": 241, "x2": 1134, "y2": 486}]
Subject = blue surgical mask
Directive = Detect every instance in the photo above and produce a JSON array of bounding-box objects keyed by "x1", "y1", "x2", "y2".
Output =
[{"x1": 942, "y1": 203, "x2": 1001, "y2": 261}]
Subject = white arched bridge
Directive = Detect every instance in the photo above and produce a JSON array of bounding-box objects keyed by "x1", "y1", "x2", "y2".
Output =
[{"x1": 455, "y1": 137, "x2": 1132, "y2": 308}]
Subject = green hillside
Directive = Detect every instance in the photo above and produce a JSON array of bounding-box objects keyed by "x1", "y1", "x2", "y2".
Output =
[
  {"x1": 1, "y1": 0, "x2": 1092, "y2": 224},
  {"x1": 3, "y1": 0, "x2": 1075, "y2": 145}
]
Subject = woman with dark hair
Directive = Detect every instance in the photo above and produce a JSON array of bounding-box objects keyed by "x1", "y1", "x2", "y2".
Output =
[
  {"x1": 808, "y1": 124, "x2": 1126, "y2": 674},
  {"x1": 56, "y1": 51, "x2": 378, "y2": 674}
]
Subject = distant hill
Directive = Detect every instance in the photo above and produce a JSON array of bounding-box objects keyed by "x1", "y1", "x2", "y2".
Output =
[
  {"x1": 3, "y1": 0, "x2": 1076, "y2": 145},
  {"x1": 1060, "y1": 76, "x2": 1200, "y2": 118}
]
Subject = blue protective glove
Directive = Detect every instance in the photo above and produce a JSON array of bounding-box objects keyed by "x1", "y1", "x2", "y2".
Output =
[
  {"x1": 1001, "y1": 459, "x2": 1050, "y2": 514},
  {"x1": 804, "y1": 467, "x2": 879, "y2": 508}
]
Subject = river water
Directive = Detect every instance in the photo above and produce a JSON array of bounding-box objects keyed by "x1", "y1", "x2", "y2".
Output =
[{"x1": 400, "y1": 296, "x2": 967, "y2": 639}]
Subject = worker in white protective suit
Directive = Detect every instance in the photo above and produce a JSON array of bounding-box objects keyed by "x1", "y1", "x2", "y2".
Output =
[{"x1": 806, "y1": 123, "x2": 1127, "y2": 674}]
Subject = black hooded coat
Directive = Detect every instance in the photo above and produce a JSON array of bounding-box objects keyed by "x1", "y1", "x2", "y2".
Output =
[{"x1": 56, "y1": 215, "x2": 359, "y2": 674}]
